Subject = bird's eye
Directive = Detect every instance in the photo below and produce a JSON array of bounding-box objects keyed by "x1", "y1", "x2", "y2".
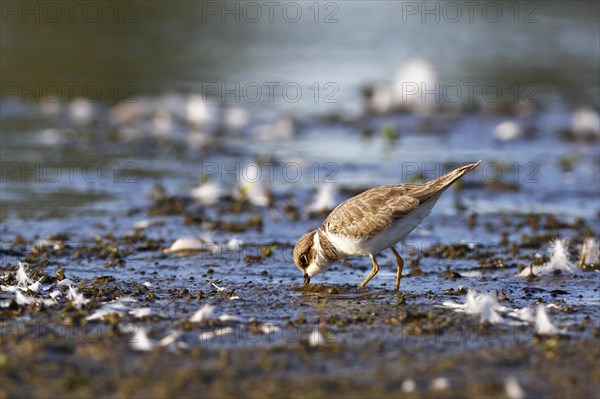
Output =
[{"x1": 299, "y1": 255, "x2": 308, "y2": 266}]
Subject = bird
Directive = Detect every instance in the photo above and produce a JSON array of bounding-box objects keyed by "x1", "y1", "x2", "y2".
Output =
[{"x1": 293, "y1": 161, "x2": 481, "y2": 290}]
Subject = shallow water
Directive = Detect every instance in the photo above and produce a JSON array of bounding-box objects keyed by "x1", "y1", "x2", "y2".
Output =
[
  {"x1": 1, "y1": 2, "x2": 599, "y2": 396},
  {"x1": 2, "y1": 91, "x2": 599, "y2": 313}
]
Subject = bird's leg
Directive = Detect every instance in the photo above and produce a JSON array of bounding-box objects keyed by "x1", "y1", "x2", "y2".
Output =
[
  {"x1": 359, "y1": 255, "x2": 380, "y2": 289},
  {"x1": 390, "y1": 246, "x2": 404, "y2": 291}
]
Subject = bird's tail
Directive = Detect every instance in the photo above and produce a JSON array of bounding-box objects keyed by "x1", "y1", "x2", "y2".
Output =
[
  {"x1": 431, "y1": 160, "x2": 481, "y2": 187},
  {"x1": 413, "y1": 161, "x2": 481, "y2": 203}
]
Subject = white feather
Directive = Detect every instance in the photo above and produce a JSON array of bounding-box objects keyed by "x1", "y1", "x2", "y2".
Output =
[
  {"x1": 67, "y1": 286, "x2": 89, "y2": 309},
  {"x1": 535, "y1": 305, "x2": 559, "y2": 336},
  {"x1": 131, "y1": 328, "x2": 156, "y2": 352},
  {"x1": 189, "y1": 304, "x2": 216, "y2": 323},
  {"x1": 308, "y1": 329, "x2": 326, "y2": 347},
  {"x1": 519, "y1": 238, "x2": 577, "y2": 277},
  {"x1": 505, "y1": 377, "x2": 525, "y2": 399},
  {"x1": 16, "y1": 262, "x2": 33, "y2": 288},
  {"x1": 199, "y1": 327, "x2": 234, "y2": 341}
]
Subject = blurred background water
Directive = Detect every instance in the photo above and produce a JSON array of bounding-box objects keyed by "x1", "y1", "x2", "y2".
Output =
[
  {"x1": 2, "y1": 1, "x2": 599, "y2": 110},
  {"x1": 1, "y1": 0, "x2": 599, "y2": 222}
]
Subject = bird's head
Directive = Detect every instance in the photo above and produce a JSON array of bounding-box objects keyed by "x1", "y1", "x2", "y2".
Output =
[{"x1": 293, "y1": 230, "x2": 323, "y2": 285}]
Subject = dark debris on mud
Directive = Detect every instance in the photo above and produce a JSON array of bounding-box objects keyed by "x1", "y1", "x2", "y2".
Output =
[{"x1": 1, "y1": 184, "x2": 599, "y2": 398}]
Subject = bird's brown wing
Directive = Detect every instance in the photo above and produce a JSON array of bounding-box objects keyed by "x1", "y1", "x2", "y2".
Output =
[
  {"x1": 323, "y1": 161, "x2": 481, "y2": 239},
  {"x1": 323, "y1": 185, "x2": 420, "y2": 239}
]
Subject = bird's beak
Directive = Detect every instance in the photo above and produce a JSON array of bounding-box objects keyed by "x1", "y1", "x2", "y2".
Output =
[{"x1": 303, "y1": 273, "x2": 310, "y2": 286}]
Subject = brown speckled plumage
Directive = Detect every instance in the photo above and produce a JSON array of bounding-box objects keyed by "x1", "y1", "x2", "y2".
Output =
[
  {"x1": 322, "y1": 162, "x2": 480, "y2": 239},
  {"x1": 317, "y1": 228, "x2": 339, "y2": 261}
]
